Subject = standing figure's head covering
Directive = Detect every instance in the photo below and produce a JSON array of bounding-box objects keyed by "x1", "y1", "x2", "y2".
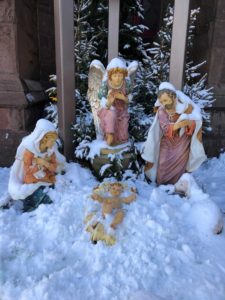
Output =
[
  {"x1": 158, "y1": 82, "x2": 176, "y2": 93},
  {"x1": 154, "y1": 82, "x2": 177, "y2": 108},
  {"x1": 8, "y1": 119, "x2": 66, "y2": 200}
]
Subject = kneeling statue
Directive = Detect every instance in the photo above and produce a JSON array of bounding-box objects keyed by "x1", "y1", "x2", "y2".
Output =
[{"x1": 8, "y1": 119, "x2": 65, "y2": 212}]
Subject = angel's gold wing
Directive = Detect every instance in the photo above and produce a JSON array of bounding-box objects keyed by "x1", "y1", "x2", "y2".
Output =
[{"x1": 87, "y1": 60, "x2": 106, "y2": 139}]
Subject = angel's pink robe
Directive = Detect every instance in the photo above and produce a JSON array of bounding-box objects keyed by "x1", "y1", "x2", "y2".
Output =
[
  {"x1": 98, "y1": 81, "x2": 129, "y2": 144},
  {"x1": 156, "y1": 107, "x2": 192, "y2": 185}
]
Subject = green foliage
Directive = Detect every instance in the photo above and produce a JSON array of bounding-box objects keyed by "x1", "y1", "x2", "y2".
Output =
[
  {"x1": 119, "y1": 0, "x2": 149, "y2": 60},
  {"x1": 92, "y1": 144, "x2": 141, "y2": 181},
  {"x1": 44, "y1": 75, "x2": 58, "y2": 127},
  {"x1": 45, "y1": 1, "x2": 214, "y2": 180}
]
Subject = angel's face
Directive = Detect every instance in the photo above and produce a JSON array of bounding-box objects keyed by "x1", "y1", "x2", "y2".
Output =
[{"x1": 111, "y1": 72, "x2": 124, "y2": 87}]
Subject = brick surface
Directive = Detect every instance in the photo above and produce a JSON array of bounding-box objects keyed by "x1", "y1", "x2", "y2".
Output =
[
  {"x1": 0, "y1": 0, "x2": 54, "y2": 166},
  {"x1": 0, "y1": 129, "x2": 27, "y2": 167},
  {"x1": 0, "y1": 23, "x2": 17, "y2": 74}
]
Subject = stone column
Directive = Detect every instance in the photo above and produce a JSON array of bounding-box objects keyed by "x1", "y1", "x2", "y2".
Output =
[
  {"x1": 208, "y1": 0, "x2": 225, "y2": 107},
  {"x1": 0, "y1": 0, "x2": 49, "y2": 166},
  {"x1": 54, "y1": 0, "x2": 75, "y2": 160},
  {"x1": 204, "y1": 0, "x2": 225, "y2": 156},
  {"x1": 108, "y1": 0, "x2": 120, "y2": 62},
  {"x1": 169, "y1": 0, "x2": 190, "y2": 89}
]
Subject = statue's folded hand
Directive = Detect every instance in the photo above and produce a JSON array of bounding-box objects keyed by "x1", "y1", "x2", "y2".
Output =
[
  {"x1": 106, "y1": 93, "x2": 115, "y2": 107},
  {"x1": 144, "y1": 162, "x2": 154, "y2": 172},
  {"x1": 185, "y1": 120, "x2": 196, "y2": 136},
  {"x1": 173, "y1": 119, "x2": 191, "y2": 130},
  {"x1": 114, "y1": 92, "x2": 128, "y2": 103},
  {"x1": 34, "y1": 157, "x2": 49, "y2": 168}
]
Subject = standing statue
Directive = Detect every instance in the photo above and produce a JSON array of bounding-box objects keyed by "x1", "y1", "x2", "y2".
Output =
[
  {"x1": 8, "y1": 119, "x2": 66, "y2": 211},
  {"x1": 142, "y1": 82, "x2": 207, "y2": 185},
  {"x1": 87, "y1": 58, "x2": 138, "y2": 145}
]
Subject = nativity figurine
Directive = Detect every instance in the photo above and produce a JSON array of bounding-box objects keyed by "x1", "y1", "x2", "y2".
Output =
[
  {"x1": 142, "y1": 82, "x2": 207, "y2": 185},
  {"x1": 8, "y1": 119, "x2": 66, "y2": 212},
  {"x1": 84, "y1": 182, "x2": 137, "y2": 245},
  {"x1": 87, "y1": 58, "x2": 138, "y2": 146}
]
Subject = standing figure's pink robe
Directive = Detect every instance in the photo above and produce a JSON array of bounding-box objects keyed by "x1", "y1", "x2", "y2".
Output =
[
  {"x1": 98, "y1": 81, "x2": 130, "y2": 144},
  {"x1": 156, "y1": 107, "x2": 192, "y2": 185}
]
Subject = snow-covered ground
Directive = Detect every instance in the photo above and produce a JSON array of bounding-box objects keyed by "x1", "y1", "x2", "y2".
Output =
[{"x1": 0, "y1": 154, "x2": 225, "y2": 300}]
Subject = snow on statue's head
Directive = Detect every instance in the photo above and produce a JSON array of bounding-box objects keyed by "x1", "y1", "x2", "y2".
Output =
[
  {"x1": 106, "y1": 57, "x2": 128, "y2": 81},
  {"x1": 159, "y1": 82, "x2": 176, "y2": 93},
  {"x1": 35, "y1": 118, "x2": 57, "y2": 134}
]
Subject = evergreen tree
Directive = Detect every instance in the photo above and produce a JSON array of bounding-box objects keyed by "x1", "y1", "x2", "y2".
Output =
[
  {"x1": 44, "y1": 75, "x2": 58, "y2": 127},
  {"x1": 89, "y1": 0, "x2": 108, "y2": 63},
  {"x1": 147, "y1": 3, "x2": 174, "y2": 96},
  {"x1": 119, "y1": 0, "x2": 149, "y2": 60},
  {"x1": 45, "y1": 1, "x2": 214, "y2": 180},
  {"x1": 73, "y1": 0, "x2": 108, "y2": 152},
  {"x1": 146, "y1": 4, "x2": 214, "y2": 130},
  {"x1": 118, "y1": 0, "x2": 154, "y2": 143},
  {"x1": 75, "y1": 0, "x2": 96, "y2": 87},
  {"x1": 45, "y1": 0, "x2": 108, "y2": 146}
]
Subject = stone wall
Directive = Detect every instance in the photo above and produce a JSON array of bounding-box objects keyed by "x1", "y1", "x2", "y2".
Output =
[
  {"x1": 207, "y1": 0, "x2": 225, "y2": 107},
  {"x1": 203, "y1": 108, "x2": 225, "y2": 157},
  {"x1": 205, "y1": 0, "x2": 225, "y2": 156},
  {"x1": 37, "y1": 0, "x2": 56, "y2": 87},
  {"x1": 191, "y1": 0, "x2": 225, "y2": 157},
  {"x1": 0, "y1": 0, "x2": 55, "y2": 167}
]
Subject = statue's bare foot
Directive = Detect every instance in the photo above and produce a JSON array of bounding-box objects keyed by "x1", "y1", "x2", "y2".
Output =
[{"x1": 106, "y1": 133, "x2": 114, "y2": 145}]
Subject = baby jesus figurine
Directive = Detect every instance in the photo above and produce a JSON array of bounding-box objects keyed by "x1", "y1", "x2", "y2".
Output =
[{"x1": 84, "y1": 182, "x2": 136, "y2": 245}]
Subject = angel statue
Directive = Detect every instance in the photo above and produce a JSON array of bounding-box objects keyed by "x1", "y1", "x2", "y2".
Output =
[{"x1": 87, "y1": 58, "x2": 138, "y2": 146}]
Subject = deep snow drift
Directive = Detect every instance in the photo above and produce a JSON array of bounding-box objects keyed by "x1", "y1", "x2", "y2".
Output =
[{"x1": 0, "y1": 154, "x2": 225, "y2": 300}]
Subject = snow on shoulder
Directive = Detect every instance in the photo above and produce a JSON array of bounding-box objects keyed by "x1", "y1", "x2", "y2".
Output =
[{"x1": 176, "y1": 90, "x2": 202, "y2": 121}]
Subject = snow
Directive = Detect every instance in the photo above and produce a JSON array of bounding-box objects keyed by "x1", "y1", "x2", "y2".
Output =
[
  {"x1": 127, "y1": 61, "x2": 139, "y2": 75},
  {"x1": 158, "y1": 82, "x2": 176, "y2": 92},
  {"x1": 86, "y1": 139, "x2": 130, "y2": 160},
  {"x1": 176, "y1": 90, "x2": 202, "y2": 121},
  {"x1": 106, "y1": 57, "x2": 127, "y2": 71},
  {"x1": 90, "y1": 59, "x2": 105, "y2": 73},
  {"x1": 0, "y1": 168, "x2": 11, "y2": 207},
  {"x1": 99, "y1": 163, "x2": 113, "y2": 176},
  {"x1": 0, "y1": 154, "x2": 225, "y2": 300}
]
